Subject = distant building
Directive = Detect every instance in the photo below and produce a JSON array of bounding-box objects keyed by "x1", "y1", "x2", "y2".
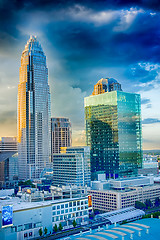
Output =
[
  {"x1": 52, "y1": 146, "x2": 91, "y2": 187},
  {"x1": 88, "y1": 176, "x2": 160, "y2": 212},
  {"x1": 51, "y1": 117, "x2": 72, "y2": 157},
  {"x1": 85, "y1": 77, "x2": 142, "y2": 180},
  {"x1": 0, "y1": 137, "x2": 17, "y2": 152},
  {"x1": 138, "y1": 154, "x2": 159, "y2": 175},
  {"x1": 0, "y1": 137, "x2": 18, "y2": 188}
]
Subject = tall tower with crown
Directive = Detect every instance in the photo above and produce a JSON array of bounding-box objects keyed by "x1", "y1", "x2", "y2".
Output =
[{"x1": 18, "y1": 36, "x2": 51, "y2": 179}]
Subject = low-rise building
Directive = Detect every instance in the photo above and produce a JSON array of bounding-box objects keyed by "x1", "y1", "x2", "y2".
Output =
[
  {"x1": 0, "y1": 195, "x2": 92, "y2": 240},
  {"x1": 88, "y1": 176, "x2": 160, "y2": 212},
  {"x1": 70, "y1": 218, "x2": 160, "y2": 240},
  {"x1": 138, "y1": 154, "x2": 159, "y2": 175},
  {"x1": 0, "y1": 137, "x2": 18, "y2": 188},
  {"x1": 95, "y1": 207, "x2": 145, "y2": 224},
  {"x1": 53, "y1": 146, "x2": 91, "y2": 187}
]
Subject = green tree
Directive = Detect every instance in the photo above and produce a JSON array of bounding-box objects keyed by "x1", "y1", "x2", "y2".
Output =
[
  {"x1": 53, "y1": 224, "x2": 58, "y2": 232},
  {"x1": 18, "y1": 179, "x2": 35, "y2": 188},
  {"x1": 44, "y1": 227, "x2": 47, "y2": 235},
  {"x1": 153, "y1": 211, "x2": 160, "y2": 218},
  {"x1": 58, "y1": 222, "x2": 63, "y2": 231},
  {"x1": 73, "y1": 219, "x2": 77, "y2": 228},
  {"x1": 155, "y1": 197, "x2": 160, "y2": 207},
  {"x1": 145, "y1": 199, "x2": 152, "y2": 209},
  {"x1": 121, "y1": 220, "x2": 127, "y2": 225},
  {"x1": 135, "y1": 201, "x2": 146, "y2": 210},
  {"x1": 38, "y1": 228, "x2": 43, "y2": 236}
]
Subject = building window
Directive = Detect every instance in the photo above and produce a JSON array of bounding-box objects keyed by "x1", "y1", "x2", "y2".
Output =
[
  {"x1": 24, "y1": 233, "x2": 28, "y2": 238},
  {"x1": 24, "y1": 223, "x2": 32, "y2": 230},
  {"x1": 17, "y1": 225, "x2": 23, "y2": 232}
]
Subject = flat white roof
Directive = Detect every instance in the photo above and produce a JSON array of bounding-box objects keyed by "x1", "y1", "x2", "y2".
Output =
[{"x1": 0, "y1": 196, "x2": 88, "y2": 212}]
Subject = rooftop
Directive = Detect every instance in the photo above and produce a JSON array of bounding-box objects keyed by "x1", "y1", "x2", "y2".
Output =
[
  {"x1": 70, "y1": 218, "x2": 160, "y2": 240},
  {"x1": 0, "y1": 196, "x2": 87, "y2": 213}
]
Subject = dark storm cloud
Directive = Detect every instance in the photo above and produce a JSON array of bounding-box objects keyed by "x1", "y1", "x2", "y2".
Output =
[
  {"x1": 0, "y1": 0, "x2": 160, "y2": 94},
  {"x1": 43, "y1": 9, "x2": 160, "y2": 91},
  {"x1": 142, "y1": 118, "x2": 160, "y2": 124},
  {"x1": 1, "y1": 0, "x2": 160, "y2": 12}
]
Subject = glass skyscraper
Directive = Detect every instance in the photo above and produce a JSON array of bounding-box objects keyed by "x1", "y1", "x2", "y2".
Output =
[
  {"x1": 51, "y1": 117, "x2": 72, "y2": 155},
  {"x1": 18, "y1": 36, "x2": 51, "y2": 180},
  {"x1": 85, "y1": 78, "x2": 142, "y2": 180}
]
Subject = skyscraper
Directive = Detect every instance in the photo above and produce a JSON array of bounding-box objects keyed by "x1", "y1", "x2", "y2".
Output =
[
  {"x1": 51, "y1": 117, "x2": 72, "y2": 155},
  {"x1": 18, "y1": 36, "x2": 51, "y2": 180},
  {"x1": 84, "y1": 78, "x2": 142, "y2": 180}
]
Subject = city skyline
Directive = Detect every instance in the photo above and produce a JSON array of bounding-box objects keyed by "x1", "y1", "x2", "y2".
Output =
[{"x1": 0, "y1": 1, "x2": 160, "y2": 149}]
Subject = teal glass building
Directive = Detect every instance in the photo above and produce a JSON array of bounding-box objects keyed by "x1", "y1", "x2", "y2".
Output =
[{"x1": 84, "y1": 80, "x2": 142, "y2": 180}]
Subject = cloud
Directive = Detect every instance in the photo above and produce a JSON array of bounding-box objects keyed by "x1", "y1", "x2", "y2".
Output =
[
  {"x1": 141, "y1": 98, "x2": 151, "y2": 105},
  {"x1": 146, "y1": 104, "x2": 152, "y2": 109},
  {"x1": 0, "y1": 111, "x2": 16, "y2": 124},
  {"x1": 142, "y1": 118, "x2": 160, "y2": 124}
]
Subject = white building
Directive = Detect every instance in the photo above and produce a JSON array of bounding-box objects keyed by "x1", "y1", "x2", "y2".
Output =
[
  {"x1": 53, "y1": 146, "x2": 91, "y2": 187},
  {"x1": 0, "y1": 196, "x2": 91, "y2": 240},
  {"x1": 88, "y1": 176, "x2": 160, "y2": 212}
]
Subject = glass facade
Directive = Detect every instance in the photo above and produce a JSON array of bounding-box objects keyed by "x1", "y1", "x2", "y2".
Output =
[
  {"x1": 18, "y1": 36, "x2": 51, "y2": 179},
  {"x1": 51, "y1": 117, "x2": 72, "y2": 156},
  {"x1": 85, "y1": 90, "x2": 142, "y2": 180}
]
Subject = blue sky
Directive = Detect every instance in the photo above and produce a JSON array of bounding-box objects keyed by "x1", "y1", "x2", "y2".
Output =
[{"x1": 0, "y1": 0, "x2": 160, "y2": 149}]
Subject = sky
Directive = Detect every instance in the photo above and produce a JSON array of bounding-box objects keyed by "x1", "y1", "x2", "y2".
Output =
[{"x1": 0, "y1": 0, "x2": 160, "y2": 150}]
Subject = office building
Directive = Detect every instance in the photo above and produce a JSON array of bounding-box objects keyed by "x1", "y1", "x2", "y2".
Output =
[
  {"x1": 18, "y1": 36, "x2": 51, "y2": 180},
  {"x1": 84, "y1": 77, "x2": 142, "y2": 180},
  {"x1": 0, "y1": 195, "x2": 91, "y2": 240},
  {"x1": 51, "y1": 117, "x2": 71, "y2": 157},
  {"x1": 0, "y1": 137, "x2": 17, "y2": 152},
  {"x1": 0, "y1": 137, "x2": 18, "y2": 188},
  {"x1": 52, "y1": 146, "x2": 91, "y2": 187},
  {"x1": 88, "y1": 176, "x2": 160, "y2": 212}
]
